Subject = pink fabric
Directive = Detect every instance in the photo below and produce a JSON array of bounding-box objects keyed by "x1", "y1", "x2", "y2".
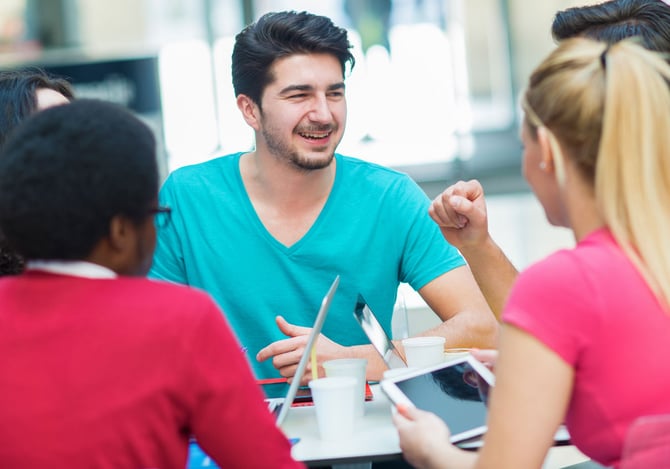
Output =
[
  {"x1": 0, "y1": 272, "x2": 302, "y2": 469},
  {"x1": 503, "y1": 229, "x2": 670, "y2": 468},
  {"x1": 621, "y1": 414, "x2": 670, "y2": 469}
]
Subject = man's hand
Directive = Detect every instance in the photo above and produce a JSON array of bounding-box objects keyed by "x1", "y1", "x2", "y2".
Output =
[
  {"x1": 256, "y1": 315, "x2": 350, "y2": 384},
  {"x1": 428, "y1": 179, "x2": 490, "y2": 250}
]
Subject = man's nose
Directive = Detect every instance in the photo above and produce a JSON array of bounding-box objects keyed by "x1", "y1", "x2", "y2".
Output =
[{"x1": 308, "y1": 94, "x2": 332, "y2": 122}]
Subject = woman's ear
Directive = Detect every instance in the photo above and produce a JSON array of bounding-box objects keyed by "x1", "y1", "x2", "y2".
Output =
[
  {"x1": 83, "y1": 215, "x2": 134, "y2": 275},
  {"x1": 536, "y1": 127, "x2": 554, "y2": 173},
  {"x1": 103, "y1": 214, "x2": 149, "y2": 276},
  {"x1": 107, "y1": 215, "x2": 130, "y2": 252},
  {"x1": 537, "y1": 127, "x2": 568, "y2": 187},
  {"x1": 236, "y1": 94, "x2": 261, "y2": 131}
]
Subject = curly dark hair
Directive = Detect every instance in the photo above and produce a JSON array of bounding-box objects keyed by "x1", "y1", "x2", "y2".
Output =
[
  {"x1": 0, "y1": 99, "x2": 158, "y2": 261},
  {"x1": 0, "y1": 238, "x2": 24, "y2": 275}
]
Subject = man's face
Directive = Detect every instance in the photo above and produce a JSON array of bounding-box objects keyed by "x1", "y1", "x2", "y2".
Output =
[{"x1": 256, "y1": 53, "x2": 347, "y2": 170}]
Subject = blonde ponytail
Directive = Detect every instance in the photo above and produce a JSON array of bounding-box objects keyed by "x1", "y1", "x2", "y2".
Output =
[{"x1": 597, "y1": 40, "x2": 670, "y2": 308}]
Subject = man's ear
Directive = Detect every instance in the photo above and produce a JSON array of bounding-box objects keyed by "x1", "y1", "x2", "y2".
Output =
[{"x1": 236, "y1": 94, "x2": 261, "y2": 131}]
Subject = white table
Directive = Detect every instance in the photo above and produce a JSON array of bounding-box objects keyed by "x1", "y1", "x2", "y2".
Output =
[
  {"x1": 280, "y1": 384, "x2": 572, "y2": 467},
  {"x1": 281, "y1": 384, "x2": 402, "y2": 467}
]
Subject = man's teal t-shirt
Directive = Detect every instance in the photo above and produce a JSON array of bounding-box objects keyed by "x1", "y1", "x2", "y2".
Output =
[{"x1": 150, "y1": 153, "x2": 465, "y2": 378}]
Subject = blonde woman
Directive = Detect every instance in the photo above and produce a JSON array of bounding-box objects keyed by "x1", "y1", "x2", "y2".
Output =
[
  {"x1": 432, "y1": 0, "x2": 670, "y2": 319},
  {"x1": 393, "y1": 38, "x2": 670, "y2": 468}
]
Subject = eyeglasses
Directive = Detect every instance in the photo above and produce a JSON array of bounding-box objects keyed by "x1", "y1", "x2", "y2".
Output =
[{"x1": 148, "y1": 206, "x2": 172, "y2": 229}]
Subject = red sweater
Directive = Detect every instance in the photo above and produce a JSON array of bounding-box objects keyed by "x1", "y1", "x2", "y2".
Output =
[{"x1": 0, "y1": 271, "x2": 303, "y2": 469}]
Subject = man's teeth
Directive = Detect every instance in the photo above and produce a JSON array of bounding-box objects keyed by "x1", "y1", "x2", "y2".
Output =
[{"x1": 301, "y1": 132, "x2": 330, "y2": 139}]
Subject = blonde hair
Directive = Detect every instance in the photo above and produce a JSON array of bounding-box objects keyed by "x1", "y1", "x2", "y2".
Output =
[{"x1": 523, "y1": 37, "x2": 670, "y2": 309}]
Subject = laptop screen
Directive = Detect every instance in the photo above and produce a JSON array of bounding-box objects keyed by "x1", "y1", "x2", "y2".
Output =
[
  {"x1": 273, "y1": 275, "x2": 340, "y2": 426},
  {"x1": 353, "y1": 294, "x2": 407, "y2": 369}
]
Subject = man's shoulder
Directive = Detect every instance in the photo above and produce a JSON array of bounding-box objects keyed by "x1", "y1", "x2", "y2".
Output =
[
  {"x1": 337, "y1": 154, "x2": 412, "y2": 184},
  {"x1": 166, "y1": 152, "x2": 242, "y2": 185}
]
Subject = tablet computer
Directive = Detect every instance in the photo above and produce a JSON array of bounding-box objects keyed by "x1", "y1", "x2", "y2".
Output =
[{"x1": 380, "y1": 355, "x2": 495, "y2": 443}]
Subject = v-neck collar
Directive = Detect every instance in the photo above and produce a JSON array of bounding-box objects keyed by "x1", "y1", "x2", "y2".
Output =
[{"x1": 233, "y1": 152, "x2": 342, "y2": 254}]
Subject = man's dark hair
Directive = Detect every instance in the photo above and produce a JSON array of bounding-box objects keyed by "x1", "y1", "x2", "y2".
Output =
[
  {"x1": 231, "y1": 10, "x2": 355, "y2": 107},
  {"x1": 0, "y1": 68, "x2": 75, "y2": 148},
  {"x1": 0, "y1": 99, "x2": 158, "y2": 261},
  {"x1": 552, "y1": 0, "x2": 670, "y2": 53}
]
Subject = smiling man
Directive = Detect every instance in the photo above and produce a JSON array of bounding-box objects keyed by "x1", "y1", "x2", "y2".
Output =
[{"x1": 150, "y1": 10, "x2": 497, "y2": 381}]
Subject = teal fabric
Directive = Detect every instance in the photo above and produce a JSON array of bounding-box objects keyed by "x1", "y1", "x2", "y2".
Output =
[{"x1": 150, "y1": 153, "x2": 465, "y2": 378}]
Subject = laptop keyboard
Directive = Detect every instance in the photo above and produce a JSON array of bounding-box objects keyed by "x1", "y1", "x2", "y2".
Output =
[{"x1": 265, "y1": 397, "x2": 284, "y2": 416}]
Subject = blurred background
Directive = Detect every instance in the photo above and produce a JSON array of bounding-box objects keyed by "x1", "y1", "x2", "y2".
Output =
[{"x1": 0, "y1": 0, "x2": 597, "y2": 308}]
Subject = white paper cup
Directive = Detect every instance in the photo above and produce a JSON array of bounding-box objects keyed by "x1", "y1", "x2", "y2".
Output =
[
  {"x1": 323, "y1": 358, "x2": 368, "y2": 417},
  {"x1": 402, "y1": 336, "x2": 446, "y2": 368},
  {"x1": 308, "y1": 376, "x2": 357, "y2": 441}
]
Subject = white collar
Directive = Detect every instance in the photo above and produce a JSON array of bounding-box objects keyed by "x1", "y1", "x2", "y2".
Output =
[{"x1": 26, "y1": 260, "x2": 117, "y2": 279}]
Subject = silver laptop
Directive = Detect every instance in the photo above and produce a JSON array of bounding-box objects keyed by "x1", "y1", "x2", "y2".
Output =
[
  {"x1": 353, "y1": 293, "x2": 407, "y2": 369},
  {"x1": 267, "y1": 275, "x2": 340, "y2": 426}
]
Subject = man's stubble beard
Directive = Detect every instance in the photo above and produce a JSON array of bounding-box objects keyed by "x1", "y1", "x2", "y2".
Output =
[{"x1": 260, "y1": 122, "x2": 340, "y2": 172}]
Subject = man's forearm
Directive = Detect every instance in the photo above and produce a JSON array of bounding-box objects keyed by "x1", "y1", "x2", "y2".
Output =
[
  {"x1": 458, "y1": 237, "x2": 519, "y2": 320},
  {"x1": 414, "y1": 308, "x2": 499, "y2": 351}
]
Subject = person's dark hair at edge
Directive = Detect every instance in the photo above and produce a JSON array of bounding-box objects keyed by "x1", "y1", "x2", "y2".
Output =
[
  {"x1": 0, "y1": 99, "x2": 158, "y2": 261},
  {"x1": 552, "y1": 0, "x2": 670, "y2": 53},
  {"x1": 0, "y1": 69, "x2": 74, "y2": 275},
  {"x1": 0, "y1": 68, "x2": 75, "y2": 148},
  {"x1": 231, "y1": 10, "x2": 355, "y2": 108}
]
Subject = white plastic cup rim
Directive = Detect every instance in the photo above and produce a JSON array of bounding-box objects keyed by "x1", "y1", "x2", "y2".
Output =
[
  {"x1": 323, "y1": 358, "x2": 368, "y2": 371},
  {"x1": 308, "y1": 376, "x2": 357, "y2": 391},
  {"x1": 402, "y1": 336, "x2": 446, "y2": 348}
]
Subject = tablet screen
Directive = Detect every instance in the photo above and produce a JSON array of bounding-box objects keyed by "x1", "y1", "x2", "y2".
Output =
[{"x1": 390, "y1": 359, "x2": 492, "y2": 441}]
